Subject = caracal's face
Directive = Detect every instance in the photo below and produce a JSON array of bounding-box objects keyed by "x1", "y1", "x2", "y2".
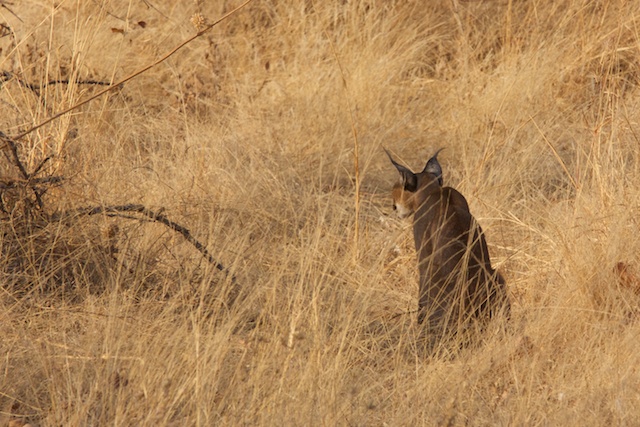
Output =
[
  {"x1": 386, "y1": 148, "x2": 443, "y2": 220},
  {"x1": 392, "y1": 183, "x2": 416, "y2": 219}
]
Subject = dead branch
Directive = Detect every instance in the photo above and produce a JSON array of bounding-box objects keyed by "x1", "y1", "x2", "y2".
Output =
[
  {"x1": 0, "y1": 175, "x2": 63, "y2": 189},
  {"x1": 0, "y1": 2, "x2": 22, "y2": 23},
  {"x1": 0, "y1": 130, "x2": 50, "y2": 209},
  {"x1": 0, "y1": 130, "x2": 27, "y2": 179},
  {"x1": 0, "y1": 71, "x2": 111, "y2": 95},
  {"x1": 53, "y1": 204, "x2": 236, "y2": 283}
]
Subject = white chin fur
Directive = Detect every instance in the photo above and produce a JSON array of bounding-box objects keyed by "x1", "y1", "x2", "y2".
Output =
[{"x1": 395, "y1": 205, "x2": 412, "y2": 219}]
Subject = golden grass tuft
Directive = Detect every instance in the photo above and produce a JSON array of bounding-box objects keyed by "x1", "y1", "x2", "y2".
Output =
[{"x1": 1, "y1": 0, "x2": 640, "y2": 425}]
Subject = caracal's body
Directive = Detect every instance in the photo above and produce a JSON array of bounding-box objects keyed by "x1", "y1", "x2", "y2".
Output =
[{"x1": 386, "y1": 149, "x2": 509, "y2": 338}]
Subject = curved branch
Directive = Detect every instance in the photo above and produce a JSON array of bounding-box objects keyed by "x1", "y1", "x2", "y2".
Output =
[{"x1": 62, "y1": 204, "x2": 236, "y2": 283}]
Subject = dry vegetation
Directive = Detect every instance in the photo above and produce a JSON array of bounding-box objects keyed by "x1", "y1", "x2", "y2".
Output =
[{"x1": 1, "y1": 0, "x2": 640, "y2": 425}]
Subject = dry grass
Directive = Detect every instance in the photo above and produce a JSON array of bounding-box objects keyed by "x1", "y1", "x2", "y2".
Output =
[{"x1": 1, "y1": 0, "x2": 640, "y2": 425}]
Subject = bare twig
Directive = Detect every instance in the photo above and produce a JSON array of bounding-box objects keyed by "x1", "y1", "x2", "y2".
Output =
[
  {"x1": 0, "y1": 130, "x2": 51, "y2": 208},
  {"x1": 0, "y1": 72, "x2": 111, "y2": 96},
  {"x1": 30, "y1": 155, "x2": 53, "y2": 178},
  {"x1": 0, "y1": 22, "x2": 12, "y2": 37},
  {"x1": 0, "y1": 176, "x2": 63, "y2": 189},
  {"x1": 0, "y1": 130, "x2": 29, "y2": 179},
  {"x1": 1, "y1": 2, "x2": 23, "y2": 23},
  {"x1": 54, "y1": 204, "x2": 236, "y2": 282}
]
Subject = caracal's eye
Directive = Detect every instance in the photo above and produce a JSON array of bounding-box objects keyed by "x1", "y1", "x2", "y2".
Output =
[{"x1": 392, "y1": 204, "x2": 397, "y2": 211}]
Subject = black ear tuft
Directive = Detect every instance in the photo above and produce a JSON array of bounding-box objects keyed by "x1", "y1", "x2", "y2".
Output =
[
  {"x1": 422, "y1": 148, "x2": 444, "y2": 186},
  {"x1": 385, "y1": 148, "x2": 417, "y2": 191}
]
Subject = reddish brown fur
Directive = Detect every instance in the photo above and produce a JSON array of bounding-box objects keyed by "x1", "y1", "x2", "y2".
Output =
[
  {"x1": 391, "y1": 183, "x2": 415, "y2": 218},
  {"x1": 387, "y1": 150, "x2": 509, "y2": 337}
]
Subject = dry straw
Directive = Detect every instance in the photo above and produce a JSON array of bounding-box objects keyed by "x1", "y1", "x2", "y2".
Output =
[
  {"x1": 6, "y1": 0, "x2": 255, "y2": 144},
  {"x1": 2, "y1": 1, "x2": 640, "y2": 426}
]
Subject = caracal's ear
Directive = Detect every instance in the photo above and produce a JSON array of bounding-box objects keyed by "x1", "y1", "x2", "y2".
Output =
[
  {"x1": 421, "y1": 148, "x2": 444, "y2": 186},
  {"x1": 384, "y1": 148, "x2": 417, "y2": 191}
]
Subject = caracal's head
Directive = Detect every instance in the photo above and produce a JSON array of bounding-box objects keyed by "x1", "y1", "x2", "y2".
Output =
[{"x1": 385, "y1": 148, "x2": 444, "y2": 219}]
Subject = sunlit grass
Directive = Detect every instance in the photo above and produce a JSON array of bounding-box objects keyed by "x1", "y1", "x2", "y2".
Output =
[{"x1": 1, "y1": 1, "x2": 640, "y2": 425}]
